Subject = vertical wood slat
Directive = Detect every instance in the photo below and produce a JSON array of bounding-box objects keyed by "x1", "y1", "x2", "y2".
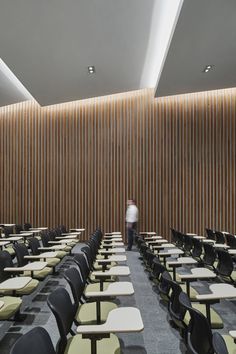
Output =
[{"x1": 0, "y1": 88, "x2": 236, "y2": 240}]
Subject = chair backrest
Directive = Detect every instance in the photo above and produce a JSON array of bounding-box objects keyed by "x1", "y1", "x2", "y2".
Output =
[
  {"x1": 152, "y1": 258, "x2": 166, "y2": 282},
  {"x1": 81, "y1": 245, "x2": 94, "y2": 269},
  {"x1": 158, "y1": 270, "x2": 172, "y2": 301},
  {"x1": 40, "y1": 232, "x2": 50, "y2": 247},
  {"x1": 179, "y1": 292, "x2": 213, "y2": 354},
  {"x1": 73, "y1": 253, "x2": 90, "y2": 283},
  {"x1": 170, "y1": 228, "x2": 177, "y2": 244},
  {"x1": 206, "y1": 228, "x2": 216, "y2": 240},
  {"x1": 15, "y1": 224, "x2": 23, "y2": 234},
  {"x1": 215, "y1": 231, "x2": 225, "y2": 244},
  {"x1": 58, "y1": 225, "x2": 67, "y2": 233},
  {"x1": 168, "y1": 278, "x2": 186, "y2": 322},
  {"x1": 0, "y1": 251, "x2": 14, "y2": 281},
  {"x1": 212, "y1": 332, "x2": 229, "y2": 354},
  {"x1": 191, "y1": 238, "x2": 202, "y2": 258},
  {"x1": 202, "y1": 243, "x2": 216, "y2": 267},
  {"x1": 3, "y1": 226, "x2": 14, "y2": 237},
  {"x1": 216, "y1": 249, "x2": 233, "y2": 277},
  {"x1": 183, "y1": 234, "x2": 193, "y2": 253},
  {"x1": 13, "y1": 243, "x2": 29, "y2": 266},
  {"x1": 146, "y1": 249, "x2": 155, "y2": 268},
  {"x1": 24, "y1": 223, "x2": 32, "y2": 231},
  {"x1": 47, "y1": 288, "x2": 76, "y2": 354},
  {"x1": 225, "y1": 234, "x2": 236, "y2": 248},
  {"x1": 28, "y1": 238, "x2": 41, "y2": 255},
  {"x1": 10, "y1": 327, "x2": 56, "y2": 354},
  {"x1": 64, "y1": 267, "x2": 85, "y2": 307}
]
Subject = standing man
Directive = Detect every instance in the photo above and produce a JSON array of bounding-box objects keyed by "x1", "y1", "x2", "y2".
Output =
[{"x1": 126, "y1": 199, "x2": 139, "y2": 251}]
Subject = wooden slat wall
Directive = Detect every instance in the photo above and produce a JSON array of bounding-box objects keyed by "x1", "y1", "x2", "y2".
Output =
[{"x1": 0, "y1": 88, "x2": 236, "y2": 241}]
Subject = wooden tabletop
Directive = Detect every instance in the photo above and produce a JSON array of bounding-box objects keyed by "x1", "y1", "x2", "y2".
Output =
[
  {"x1": 5, "y1": 261, "x2": 47, "y2": 272},
  {"x1": 97, "y1": 255, "x2": 127, "y2": 263},
  {"x1": 39, "y1": 245, "x2": 66, "y2": 250},
  {"x1": 98, "y1": 248, "x2": 126, "y2": 254},
  {"x1": 0, "y1": 241, "x2": 10, "y2": 247},
  {"x1": 146, "y1": 239, "x2": 167, "y2": 244},
  {"x1": 61, "y1": 232, "x2": 80, "y2": 236},
  {"x1": 158, "y1": 249, "x2": 184, "y2": 256},
  {"x1": 179, "y1": 267, "x2": 216, "y2": 280},
  {"x1": 85, "y1": 282, "x2": 134, "y2": 297},
  {"x1": 103, "y1": 238, "x2": 123, "y2": 242},
  {"x1": 152, "y1": 243, "x2": 175, "y2": 249},
  {"x1": 92, "y1": 266, "x2": 130, "y2": 277},
  {"x1": 0, "y1": 237, "x2": 23, "y2": 242},
  {"x1": 145, "y1": 236, "x2": 163, "y2": 240},
  {"x1": 70, "y1": 228, "x2": 85, "y2": 232},
  {"x1": 0, "y1": 276, "x2": 32, "y2": 290},
  {"x1": 101, "y1": 242, "x2": 124, "y2": 247},
  {"x1": 30, "y1": 227, "x2": 48, "y2": 231},
  {"x1": 213, "y1": 243, "x2": 229, "y2": 248},
  {"x1": 0, "y1": 224, "x2": 15, "y2": 227},
  {"x1": 193, "y1": 235, "x2": 205, "y2": 240},
  {"x1": 56, "y1": 235, "x2": 78, "y2": 239},
  {"x1": 77, "y1": 307, "x2": 144, "y2": 334},
  {"x1": 18, "y1": 232, "x2": 34, "y2": 236},
  {"x1": 196, "y1": 284, "x2": 236, "y2": 301},
  {"x1": 24, "y1": 252, "x2": 58, "y2": 259},
  {"x1": 167, "y1": 257, "x2": 198, "y2": 266},
  {"x1": 229, "y1": 330, "x2": 236, "y2": 339}
]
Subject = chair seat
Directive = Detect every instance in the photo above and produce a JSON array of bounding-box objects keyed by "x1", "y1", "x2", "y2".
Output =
[
  {"x1": 223, "y1": 335, "x2": 236, "y2": 354},
  {"x1": 180, "y1": 284, "x2": 199, "y2": 301},
  {"x1": 65, "y1": 333, "x2": 120, "y2": 354},
  {"x1": 46, "y1": 257, "x2": 60, "y2": 267},
  {"x1": 0, "y1": 296, "x2": 22, "y2": 320},
  {"x1": 23, "y1": 267, "x2": 52, "y2": 279},
  {"x1": 55, "y1": 251, "x2": 68, "y2": 258},
  {"x1": 3, "y1": 246, "x2": 15, "y2": 256},
  {"x1": 184, "y1": 304, "x2": 223, "y2": 329},
  {"x1": 76, "y1": 301, "x2": 118, "y2": 324},
  {"x1": 0, "y1": 278, "x2": 39, "y2": 296}
]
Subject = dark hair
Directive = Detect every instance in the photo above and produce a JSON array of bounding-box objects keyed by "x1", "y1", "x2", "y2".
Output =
[{"x1": 132, "y1": 199, "x2": 136, "y2": 204}]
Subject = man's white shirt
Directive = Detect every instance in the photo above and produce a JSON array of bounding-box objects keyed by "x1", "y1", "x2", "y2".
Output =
[{"x1": 126, "y1": 205, "x2": 139, "y2": 223}]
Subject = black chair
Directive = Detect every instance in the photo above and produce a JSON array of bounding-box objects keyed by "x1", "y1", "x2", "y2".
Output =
[
  {"x1": 225, "y1": 234, "x2": 236, "y2": 248},
  {"x1": 183, "y1": 235, "x2": 193, "y2": 255},
  {"x1": 191, "y1": 238, "x2": 203, "y2": 263},
  {"x1": 179, "y1": 292, "x2": 232, "y2": 354},
  {"x1": 158, "y1": 270, "x2": 172, "y2": 302},
  {"x1": 151, "y1": 257, "x2": 166, "y2": 285},
  {"x1": 202, "y1": 243, "x2": 216, "y2": 270},
  {"x1": 206, "y1": 228, "x2": 216, "y2": 241},
  {"x1": 64, "y1": 267, "x2": 117, "y2": 324},
  {"x1": 47, "y1": 287, "x2": 120, "y2": 354},
  {"x1": 10, "y1": 327, "x2": 56, "y2": 354},
  {"x1": 0, "y1": 250, "x2": 39, "y2": 295},
  {"x1": 13, "y1": 243, "x2": 52, "y2": 279},
  {"x1": 15, "y1": 224, "x2": 24, "y2": 234},
  {"x1": 215, "y1": 231, "x2": 225, "y2": 244},
  {"x1": 24, "y1": 223, "x2": 32, "y2": 231},
  {"x1": 216, "y1": 249, "x2": 236, "y2": 284},
  {"x1": 179, "y1": 291, "x2": 214, "y2": 354},
  {"x1": 212, "y1": 332, "x2": 229, "y2": 354}
]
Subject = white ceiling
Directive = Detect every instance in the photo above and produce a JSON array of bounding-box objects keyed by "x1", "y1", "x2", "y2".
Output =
[
  {"x1": 155, "y1": 0, "x2": 236, "y2": 97},
  {"x1": 0, "y1": 0, "x2": 182, "y2": 107}
]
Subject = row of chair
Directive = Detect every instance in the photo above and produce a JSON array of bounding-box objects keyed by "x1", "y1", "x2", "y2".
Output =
[
  {"x1": 10, "y1": 229, "x2": 144, "y2": 354},
  {"x1": 0, "y1": 225, "x2": 80, "y2": 322},
  {"x1": 137, "y1": 232, "x2": 235, "y2": 354}
]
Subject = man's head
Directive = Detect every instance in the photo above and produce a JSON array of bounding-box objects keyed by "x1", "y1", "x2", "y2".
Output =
[{"x1": 127, "y1": 199, "x2": 136, "y2": 206}]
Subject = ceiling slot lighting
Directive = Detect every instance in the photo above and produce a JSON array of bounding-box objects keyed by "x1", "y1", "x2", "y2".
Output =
[
  {"x1": 203, "y1": 65, "x2": 214, "y2": 73},
  {"x1": 88, "y1": 66, "x2": 95, "y2": 74}
]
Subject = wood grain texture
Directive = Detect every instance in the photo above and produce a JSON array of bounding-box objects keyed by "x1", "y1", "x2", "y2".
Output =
[{"x1": 0, "y1": 88, "x2": 236, "y2": 241}]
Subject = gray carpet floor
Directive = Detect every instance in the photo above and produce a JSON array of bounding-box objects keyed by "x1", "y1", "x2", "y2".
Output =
[{"x1": 0, "y1": 243, "x2": 236, "y2": 353}]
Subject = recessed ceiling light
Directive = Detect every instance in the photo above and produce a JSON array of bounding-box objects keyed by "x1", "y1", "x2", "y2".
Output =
[
  {"x1": 88, "y1": 66, "x2": 95, "y2": 74},
  {"x1": 203, "y1": 65, "x2": 214, "y2": 73}
]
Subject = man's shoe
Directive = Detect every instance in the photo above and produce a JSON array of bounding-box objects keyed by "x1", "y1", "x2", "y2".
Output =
[{"x1": 126, "y1": 248, "x2": 131, "y2": 251}]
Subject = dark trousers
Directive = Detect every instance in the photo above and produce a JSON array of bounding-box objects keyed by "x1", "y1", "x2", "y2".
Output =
[{"x1": 127, "y1": 222, "x2": 136, "y2": 250}]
